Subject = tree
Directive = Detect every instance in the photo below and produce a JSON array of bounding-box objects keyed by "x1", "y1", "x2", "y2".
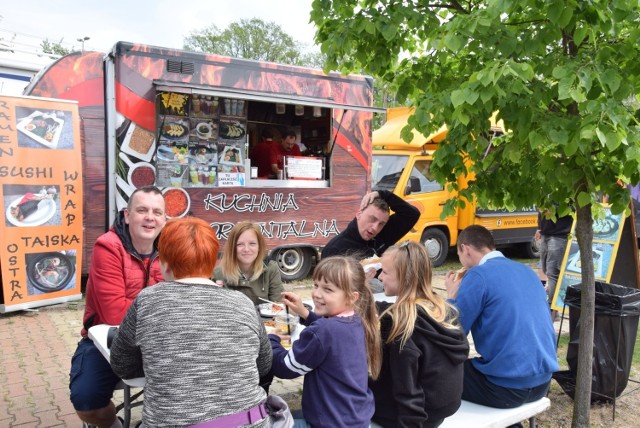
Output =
[
  {"x1": 41, "y1": 39, "x2": 69, "y2": 58},
  {"x1": 310, "y1": 1, "x2": 640, "y2": 426},
  {"x1": 184, "y1": 18, "x2": 314, "y2": 66}
]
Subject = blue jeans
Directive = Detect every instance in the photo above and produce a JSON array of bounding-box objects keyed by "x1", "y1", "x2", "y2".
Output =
[
  {"x1": 292, "y1": 409, "x2": 378, "y2": 428},
  {"x1": 69, "y1": 338, "x2": 121, "y2": 411},
  {"x1": 540, "y1": 235, "x2": 568, "y2": 305},
  {"x1": 462, "y1": 360, "x2": 549, "y2": 409}
]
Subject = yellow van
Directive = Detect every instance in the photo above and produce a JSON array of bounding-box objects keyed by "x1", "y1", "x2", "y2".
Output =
[{"x1": 372, "y1": 107, "x2": 539, "y2": 266}]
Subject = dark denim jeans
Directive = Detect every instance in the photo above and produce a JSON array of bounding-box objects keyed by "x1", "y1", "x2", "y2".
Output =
[{"x1": 462, "y1": 360, "x2": 550, "y2": 409}]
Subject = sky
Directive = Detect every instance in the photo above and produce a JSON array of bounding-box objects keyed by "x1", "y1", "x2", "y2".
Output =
[{"x1": 0, "y1": 0, "x2": 318, "y2": 58}]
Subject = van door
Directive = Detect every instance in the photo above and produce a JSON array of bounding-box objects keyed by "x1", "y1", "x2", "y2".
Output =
[{"x1": 401, "y1": 156, "x2": 458, "y2": 265}]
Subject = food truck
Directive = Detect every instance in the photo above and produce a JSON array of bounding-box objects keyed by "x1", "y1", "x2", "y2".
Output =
[
  {"x1": 372, "y1": 107, "x2": 539, "y2": 266},
  {"x1": 24, "y1": 42, "x2": 379, "y2": 281}
]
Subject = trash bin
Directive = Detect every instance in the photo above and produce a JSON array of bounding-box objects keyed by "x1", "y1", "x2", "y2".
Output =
[{"x1": 553, "y1": 281, "x2": 640, "y2": 402}]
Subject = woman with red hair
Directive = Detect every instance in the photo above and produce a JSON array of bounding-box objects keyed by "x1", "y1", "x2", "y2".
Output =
[{"x1": 110, "y1": 217, "x2": 272, "y2": 427}]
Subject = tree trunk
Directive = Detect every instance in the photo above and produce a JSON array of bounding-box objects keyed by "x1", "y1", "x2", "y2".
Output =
[{"x1": 571, "y1": 202, "x2": 595, "y2": 427}]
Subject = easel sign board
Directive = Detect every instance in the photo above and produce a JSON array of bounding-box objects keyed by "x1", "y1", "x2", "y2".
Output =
[
  {"x1": 286, "y1": 156, "x2": 324, "y2": 180},
  {"x1": 0, "y1": 95, "x2": 84, "y2": 313},
  {"x1": 552, "y1": 204, "x2": 639, "y2": 311}
]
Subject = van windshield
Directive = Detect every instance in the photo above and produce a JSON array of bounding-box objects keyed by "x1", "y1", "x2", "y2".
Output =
[{"x1": 372, "y1": 154, "x2": 408, "y2": 192}]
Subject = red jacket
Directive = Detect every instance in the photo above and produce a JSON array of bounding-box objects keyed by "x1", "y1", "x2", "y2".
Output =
[
  {"x1": 272, "y1": 143, "x2": 302, "y2": 170},
  {"x1": 81, "y1": 212, "x2": 163, "y2": 336},
  {"x1": 251, "y1": 140, "x2": 277, "y2": 178}
]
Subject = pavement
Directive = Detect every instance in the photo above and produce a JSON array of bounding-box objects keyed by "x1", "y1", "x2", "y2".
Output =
[
  {"x1": 0, "y1": 297, "x2": 305, "y2": 427},
  {"x1": 0, "y1": 275, "x2": 567, "y2": 427}
]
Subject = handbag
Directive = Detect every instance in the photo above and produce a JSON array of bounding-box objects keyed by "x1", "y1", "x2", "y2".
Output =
[{"x1": 266, "y1": 395, "x2": 294, "y2": 428}]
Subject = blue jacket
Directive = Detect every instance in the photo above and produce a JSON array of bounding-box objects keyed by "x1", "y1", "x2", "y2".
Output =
[{"x1": 452, "y1": 254, "x2": 559, "y2": 389}]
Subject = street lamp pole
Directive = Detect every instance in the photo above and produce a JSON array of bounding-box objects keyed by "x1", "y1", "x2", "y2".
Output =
[{"x1": 77, "y1": 36, "x2": 90, "y2": 53}]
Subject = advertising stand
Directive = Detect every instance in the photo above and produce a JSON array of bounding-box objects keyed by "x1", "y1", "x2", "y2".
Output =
[{"x1": 0, "y1": 95, "x2": 83, "y2": 313}]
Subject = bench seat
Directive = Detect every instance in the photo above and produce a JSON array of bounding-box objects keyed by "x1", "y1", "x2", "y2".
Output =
[{"x1": 440, "y1": 397, "x2": 550, "y2": 428}]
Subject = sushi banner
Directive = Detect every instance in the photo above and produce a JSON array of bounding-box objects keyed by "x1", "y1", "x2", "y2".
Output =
[{"x1": 0, "y1": 95, "x2": 83, "y2": 313}]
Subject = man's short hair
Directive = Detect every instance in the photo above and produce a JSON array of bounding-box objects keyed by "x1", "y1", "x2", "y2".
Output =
[
  {"x1": 366, "y1": 197, "x2": 390, "y2": 214},
  {"x1": 261, "y1": 126, "x2": 280, "y2": 141},
  {"x1": 282, "y1": 126, "x2": 297, "y2": 139},
  {"x1": 127, "y1": 185, "x2": 163, "y2": 210},
  {"x1": 457, "y1": 225, "x2": 496, "y2": 251}
]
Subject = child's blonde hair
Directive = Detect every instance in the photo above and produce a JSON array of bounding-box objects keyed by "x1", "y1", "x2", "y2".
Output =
[
  {"x1": 380, "y1": 241, "x2": 461, "y2": 348},
  {"x1": 313, "y1": 256, "x2": 382, "y2": 379}
]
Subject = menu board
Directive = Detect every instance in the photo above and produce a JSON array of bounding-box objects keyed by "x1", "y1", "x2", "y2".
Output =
[
  {"x1": 551, "y1": 205, "x2": 624, "y2": 311},
  {"x1": 151, "y1": 92, "x2": 247, "y2": 192},
  {"x1": 0, "y1": 95, "x2": 83, "y2": 313},
  {"x1": 286, "y1": 156, "x2": 324, "y2": 180}
]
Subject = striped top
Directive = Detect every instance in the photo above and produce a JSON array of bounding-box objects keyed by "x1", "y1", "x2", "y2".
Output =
[{"x1": 110, "y1": 280, "x2": 272, "y2": 427}]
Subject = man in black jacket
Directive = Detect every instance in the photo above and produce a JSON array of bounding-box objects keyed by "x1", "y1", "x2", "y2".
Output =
[
  {"x1": 535, "y1": 211, "x2": 573, "y2": 321},
  {"x1": 322, "y1": 190, "x2": 420, "y2": 290}
]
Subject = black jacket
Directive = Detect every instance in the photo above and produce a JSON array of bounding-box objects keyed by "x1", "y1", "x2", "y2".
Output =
[
  {"x1": 321, "y1": 190, "x2": 420, "y2": 259},
  {"x1": 370, "y1": 302, "x2": 469, "y2": 428},
  {"x1": 538, "y1": 212, "x2": 573, "y2": 237}
]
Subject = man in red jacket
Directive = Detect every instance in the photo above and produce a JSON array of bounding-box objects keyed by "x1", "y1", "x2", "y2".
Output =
[
  {"x1": 70, "y1": 186, "x2": 167, "y2": 428},
  {"x1": 271, "y1": 126, "x2": 302, "y2": 177}
]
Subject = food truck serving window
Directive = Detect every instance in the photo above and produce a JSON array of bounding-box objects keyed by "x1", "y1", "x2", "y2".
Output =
[{"x1": 151, "y1": 88, "x2": 344, "y2": 189}]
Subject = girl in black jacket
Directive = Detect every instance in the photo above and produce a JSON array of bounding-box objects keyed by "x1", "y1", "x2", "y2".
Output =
[{"x1": 370, "y1": 241, "x2": 470, "y2": 428}]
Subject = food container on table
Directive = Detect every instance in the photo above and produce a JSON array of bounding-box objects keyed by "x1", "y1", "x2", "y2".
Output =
[{"x1": 274, "y1": 313, "x2": 299, "y2": 334}]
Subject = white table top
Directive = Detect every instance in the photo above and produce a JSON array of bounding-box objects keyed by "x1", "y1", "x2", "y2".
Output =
[
  {"x1": 88, "y1": 324, "x2": 145, "y2": 387},
  {"x1": 373, "y1": 292, "x2": 397, "y2": 303}
]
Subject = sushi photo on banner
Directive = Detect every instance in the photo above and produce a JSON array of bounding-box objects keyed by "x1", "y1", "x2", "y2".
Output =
[{"x1": 3, "y1": 184, "x2": 61, "y2": 228}]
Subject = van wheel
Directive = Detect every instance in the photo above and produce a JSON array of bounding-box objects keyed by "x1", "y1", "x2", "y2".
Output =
[
  {"x1": 273, "y1": 247, "x2": 313, "y2": 282},
  {"x1": 521, "y1": 237, "x2": 541, "y2": 259},
  {"x1": 421, "y1": 229, "x2": 449, "y2": 267}
]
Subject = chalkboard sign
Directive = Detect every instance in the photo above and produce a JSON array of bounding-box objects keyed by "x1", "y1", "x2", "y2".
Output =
[{"x1": 551, "y1": 204, "x2": 639, "y2": 311}]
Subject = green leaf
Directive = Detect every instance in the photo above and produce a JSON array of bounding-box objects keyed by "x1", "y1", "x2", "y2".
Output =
[
  {"x1": 605, "y1": 132, "x2": 621, "y2": 151},
  {"x1": 579, "y1": 126, "x2": 595, "y2": 140},
  {"x1": 596, "y1": 128, "x2": 607, "y2": 146},
  {"x1": 451, "y1": 89, "x2": 465, "y2": 108},
  {"x1": 458, "y1": 111, "x2": 470, "y2": 125},
  {"x1": 528, "y1": 130, "x2": 546, "y2": 149},
  {"x1": 563, "y1": 138, "x2": 579, "y2": 156},
  {"x1": 558, "y1": 77, "x2": 573, "y2": 100},
  {"x1": 602, "y1": 69, "x2": 621, "y2": 94},
  {"x1": 569, "y1": 88, "x2": 586, "y2": 103},
  {"x1": 463, "y1": 89, "x2": 479, "y2": 105},
  {"x1": 574, "y1": 26, "x2": 588, "y2": 45},
  {"x1": 626, "y1": 145, "x2": 640, "y2": 161},
  {"x1": 552, "y1": 65, "x2": 569, "y2": 79},
  {"x1": 444, "y1": 33, "x2": 464, "y2": 52},
  {"x1": 549, "y1": 129, "x2": 569, "y2": 145},
  {"x1": 381, "y1": 23, "x2": 397, "y2": 41},
  {"x1": 577, "y1": 191, "x2": 591, "y2": 208},
  {"x1": 558, "y1": 7, "x2": 574, "y2": 28},
  {"x1": 548, "y1": 1, "x2": 564, "y2": 25},
  {"x1": 365, "y1": 21, "x2": 376, "y2": 35}
]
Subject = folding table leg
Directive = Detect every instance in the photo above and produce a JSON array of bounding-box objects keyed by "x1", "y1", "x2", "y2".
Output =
[{"x1": 122, "y1": 384, "x2": 132, "y2": 428}]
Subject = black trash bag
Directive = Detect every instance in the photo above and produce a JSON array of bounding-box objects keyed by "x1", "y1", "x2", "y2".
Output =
[{"x1": 553, "y1": 281, "x2": 640, "y2": 402}]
